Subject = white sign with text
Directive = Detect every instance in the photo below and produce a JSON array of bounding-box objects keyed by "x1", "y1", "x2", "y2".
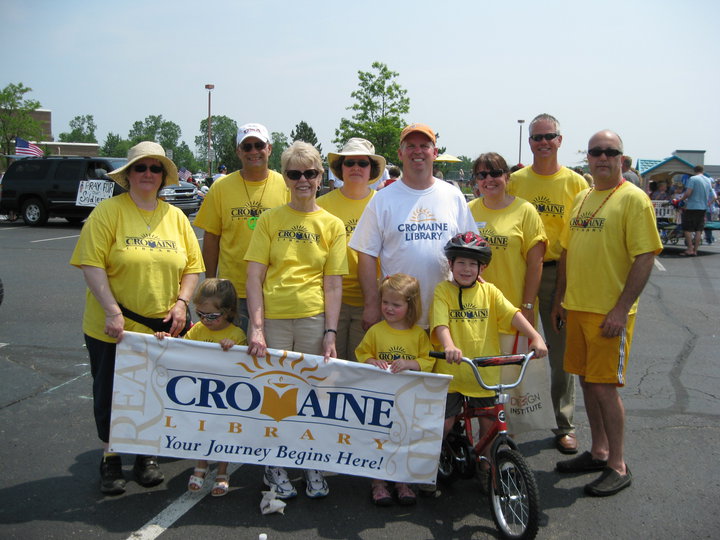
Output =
[
  {"x1": 109, "y1": 332, "x2": 450, "y2": 483},
  {"x1": 76, "y1": 180, "x2": 114, "y2": 207}
]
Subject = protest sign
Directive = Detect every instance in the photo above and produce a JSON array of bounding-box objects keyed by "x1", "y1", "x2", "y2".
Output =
[
  {"x1": 110, "y1": 332, "x2": 450, "y2": 483},
  {"x1": 76, "y1": 180, "x2": 114, "y2": 207}
]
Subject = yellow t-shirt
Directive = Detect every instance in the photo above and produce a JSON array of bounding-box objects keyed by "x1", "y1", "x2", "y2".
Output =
[
  {"x1": 507, "y1": 166, "x2": 587, "y2": 261},
  {"x1": 355, "y1": 320, "x2": 434, "y2": 373},
  {"x1": 193, "y1": 170, "x2": 289, "y2": 298},
  {"x1": 317, "y1": 189, "x2": 379, "y2": 307},
  {"x1": 469, "y1": 197, "x2": 547, "y2": 311},
  {"x1": 561, "y1": 181, "x2": 662, "y2": 315},
  {"x1": 185, "y1": 322, "x2": 247, "y2": 345},
  {"x1": 430, "y1": 280, "x2": 518, "y2": 397},
  {"x1": 244, "y1": 205, "x2": 348, "y2": 319},
  {"x1": 70, "y1": 193, "x2": 205, "y2": 343}
]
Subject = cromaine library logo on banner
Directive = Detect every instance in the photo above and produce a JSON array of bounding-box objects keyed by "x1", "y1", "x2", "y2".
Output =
[{"x1": 110, "y1": 332, "x2": 450, "y2": 483}]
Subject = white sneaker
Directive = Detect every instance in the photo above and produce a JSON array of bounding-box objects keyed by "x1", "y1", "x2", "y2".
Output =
[
  {"x1": 304, "y1": 469, "x2": 329, "y2": 498},
  {"x1": 264, "y1": 466, "x2": 296, "y2": 499}
]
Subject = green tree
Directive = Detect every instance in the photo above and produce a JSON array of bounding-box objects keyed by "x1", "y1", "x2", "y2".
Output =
[
  {"x1": 0, "y1": 82, "x2": 43, "y2": 160},
  {"x1": 128, "y1": 115, "x2": 181, "y2": 150},
  {"x1": 173, "y1": 141, "x2": 201, "y2": 172},
  {"x1": 99, "y1": 132, "x2": 131, "y2": 157},
  {"x1": 333, "y1": 62, "x2": 410, "y2": 164},
  {"x1": 291, "y1": 121, "x2": 322, "y2": 155},
  {"x1": 58, "y1": 114, "x2": 97, "y2": 143},
  {"x1": 269, "y1": 131, "x2": 289, "y2": 172},
  {"x1": 195, "y1": 115, "x2": 239, "y2": 173}
]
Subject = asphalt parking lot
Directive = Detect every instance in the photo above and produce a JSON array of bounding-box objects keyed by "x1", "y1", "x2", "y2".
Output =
[{"x1": 1, "y1": 217, "x2": 719, "y2": 539}]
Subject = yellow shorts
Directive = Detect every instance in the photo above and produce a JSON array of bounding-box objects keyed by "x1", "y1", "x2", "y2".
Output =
[{"x1": 563, "y1": 310, "x2": 636, "y2": 386}]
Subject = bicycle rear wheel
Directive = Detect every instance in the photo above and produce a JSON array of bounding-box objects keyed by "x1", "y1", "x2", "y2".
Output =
[{"x1": 488, "y1": 449, "x2": 539, "y2": 540}]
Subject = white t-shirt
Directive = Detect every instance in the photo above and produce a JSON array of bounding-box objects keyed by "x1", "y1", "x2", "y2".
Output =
[{"x1": 349, "y1": 178, "x2": 477, "y2": 327}]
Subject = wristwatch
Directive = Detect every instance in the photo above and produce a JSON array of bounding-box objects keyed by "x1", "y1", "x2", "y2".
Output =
[{"x1": 521, "y1": 303, "x2": 534, "y2": 310}]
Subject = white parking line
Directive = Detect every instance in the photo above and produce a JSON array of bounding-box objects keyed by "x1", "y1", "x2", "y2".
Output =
[
  {"x1": 31, "y1": 234, "x2": 81, "y2": 243},
  {"x1": 654, "y1": 259, "x2": 666, "y2": 272},
  {"x1": 126, "y1": 463, "x2": 242, "y2": 540}
]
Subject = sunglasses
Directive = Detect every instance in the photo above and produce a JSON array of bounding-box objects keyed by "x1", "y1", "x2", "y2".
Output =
[
  {"x1": 587, "y1": 147, "x2": 623, "y2": 158},
  {"x1": 196, "y1": 310, "x2": 223, "y2": 321},
  {"x1": 530, "y1": 133, "x2": 559, "y2": 142},
  {"x1": 133, "y1": 164, "x2": 163, "y2": 174},
  {"x1": 286, "y1": 169, "x2": 320, "y2": 181},
  {"x1": 475, "y1": 169, "x2": 505, "y2": 180},
  {"x1": 240, "y1": 141, "x2": 267, "y2": 152},
  {"x1": 343, "y1": 159, "x2": 370, "y2": 168}
]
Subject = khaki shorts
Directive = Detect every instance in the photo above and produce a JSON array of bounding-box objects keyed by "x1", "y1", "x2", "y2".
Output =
[
  {"x1": 336, "y1": 303, "x2": 364, "y2": 362},
  {"x1": 264, "y1": 315, "x2": 325, "y2": 356},
  {"x1": 445, "y1": 392, "x2": 495, "y2": 419},
  {"x1": 564, "y1": 310, "x2": 636, "y2": 386}
]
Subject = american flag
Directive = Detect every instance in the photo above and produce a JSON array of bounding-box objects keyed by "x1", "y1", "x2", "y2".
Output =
[{"x1": 15, "y1": 137, "x2": 44, "y2": 157}]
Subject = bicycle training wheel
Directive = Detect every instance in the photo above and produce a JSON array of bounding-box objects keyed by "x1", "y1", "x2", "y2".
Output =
[{"x1": 488, "y1": 449, "x2": 539, "y2": 540}]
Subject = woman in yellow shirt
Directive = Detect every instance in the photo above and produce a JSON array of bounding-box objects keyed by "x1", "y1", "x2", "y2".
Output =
[
  {"x1": 245, "y1": 141, "x2": 347, "y2": 500},
  {"x1": 70, "y1": 141, "x2": 204, "y2": 495}
]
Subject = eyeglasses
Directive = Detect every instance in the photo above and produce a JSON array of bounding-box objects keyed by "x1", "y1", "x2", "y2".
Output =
[
  {"x1": 587, "y1": 147, "x2": 623, "y2": 158},
  {"x1": 196, "y1": 310, "x2": 223, "y2": 321},
  {"x1": 286, "y1": 169, "x2": 320, "y2": 180},
  {"x1": 474, "y1": 169, "x2": 505, "y2": 180},
  {"x1": 133, "y1": 164, "x2": 163, "y2": 174},
  {"x1": 240, "y1": 141, "x2": 267, "y2": 152},
  {"x1": 530, "y1": 133, "x2": 559, "y2": 142},
  {"x1": 343, "y1": 159, "x2": 370, "y2": 168}
]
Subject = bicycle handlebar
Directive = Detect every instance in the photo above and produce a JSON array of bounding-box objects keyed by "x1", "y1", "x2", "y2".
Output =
[{"x1": 429, "y1": 350, "x2": 536, "y2": 392}]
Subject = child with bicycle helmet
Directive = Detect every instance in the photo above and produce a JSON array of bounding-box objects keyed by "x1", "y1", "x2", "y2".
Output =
[{"x1": 430, "y1": 232, "x2": 547, "y2": 444}]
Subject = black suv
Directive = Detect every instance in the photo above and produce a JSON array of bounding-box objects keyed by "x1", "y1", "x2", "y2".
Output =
[{"x1": 0, "y1": 156, "x2": 201, "y2": 226}]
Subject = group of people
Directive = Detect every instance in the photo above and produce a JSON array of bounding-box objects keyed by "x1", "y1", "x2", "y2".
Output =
[{"x1": 71, "y1": 114, "x2": 662, "y2": 506}]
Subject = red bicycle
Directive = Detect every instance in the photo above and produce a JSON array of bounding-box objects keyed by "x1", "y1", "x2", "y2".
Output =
[{"x1": 431, "y1": 351, "x2": 540, "y2": 540}]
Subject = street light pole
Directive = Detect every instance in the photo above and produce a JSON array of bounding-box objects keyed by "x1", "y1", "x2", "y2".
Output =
[
  {"x1": 517, "y1": 119, "x2": 525, "y2": 165},
  {"x1": 205, "y1": 84, "x2": 215, "y2": 179}
]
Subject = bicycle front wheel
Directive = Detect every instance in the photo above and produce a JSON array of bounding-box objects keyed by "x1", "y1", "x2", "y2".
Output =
[{"x1": 488, "y1": 449, "x2": 539, "y2": 540}]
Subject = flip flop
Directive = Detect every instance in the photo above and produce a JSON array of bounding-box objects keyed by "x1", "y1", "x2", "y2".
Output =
[
  {"x1": 678, "y1": 251, "x2": 696, "y2": 257},
  {"x1": 187, "y1": 467, "x2": 208, "y2": 491},
  {"x1": 211, "y1": 474, "x2": 229, "y2": 497}
]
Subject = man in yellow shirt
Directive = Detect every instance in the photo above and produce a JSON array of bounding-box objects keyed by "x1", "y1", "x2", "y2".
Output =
[
  {"x1": 194, "y1": 123, "x2": 289, "y2": 332},
  {"x1": 552, "y1": 130, "x2": 662, "y2": 496},
  {"x1": 507, "y1": 113, "x2": 587, "y2": 454}
]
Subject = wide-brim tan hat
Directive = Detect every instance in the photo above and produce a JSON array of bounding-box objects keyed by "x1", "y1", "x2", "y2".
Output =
[
  {"x1": 328, "y1": 138, "x2": 387, "y2": 184},
  {"x1": 108, "y1": 141, "x2": 179, "y2": 189}
]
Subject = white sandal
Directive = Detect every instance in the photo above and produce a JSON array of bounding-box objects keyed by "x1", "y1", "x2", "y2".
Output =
[
  {"x1": 212, "y1": 474, "x2": 230, "y2": 497},
  {"x1": 187, "y1": 467, "x2": 208, "y2": 491}
]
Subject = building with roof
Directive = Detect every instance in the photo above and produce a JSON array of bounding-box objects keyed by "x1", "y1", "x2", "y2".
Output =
[{"x1": 637, "y1": 149, "x2": 718, "y2": 188}]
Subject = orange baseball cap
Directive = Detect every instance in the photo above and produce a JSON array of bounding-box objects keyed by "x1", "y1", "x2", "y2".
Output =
[{"x1": 400, "y1": 123, "x2": 436, "y2": 144}]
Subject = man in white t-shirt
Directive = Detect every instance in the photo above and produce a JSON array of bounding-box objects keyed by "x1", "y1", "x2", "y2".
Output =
[{"x1": 350, "y1": 123, "x2": 477, "y2": 330}]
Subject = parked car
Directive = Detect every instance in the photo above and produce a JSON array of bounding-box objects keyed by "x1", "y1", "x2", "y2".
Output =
[{"x1": 0, "y1": 156, "x2": 201, "y2": 226}]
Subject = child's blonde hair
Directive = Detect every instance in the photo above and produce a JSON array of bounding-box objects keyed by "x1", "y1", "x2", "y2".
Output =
[
  {"x1": 378, "y1": 273, "x2": 422, "y2": 327},
  {"x1": 192, "y1": 278, "x2": 238, "y2": 322}
]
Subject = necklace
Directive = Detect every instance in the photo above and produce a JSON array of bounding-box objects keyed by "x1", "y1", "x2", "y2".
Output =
[
  {"x1": 574, "y1": 180, "x2": 625, "y2": 228},
  {"x1": 135, "y1": 201, "x2": 158, "y2": 230},
  {"x1": 242, "y1": 176, "x2": 268, "y2": 230}
]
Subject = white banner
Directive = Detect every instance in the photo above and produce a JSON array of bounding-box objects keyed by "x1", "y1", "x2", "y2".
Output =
[
  {"x1": 76, "y1": 180, "x2": 114, "y2": 207},
  {"x1": 110, "y1": 332, "x2": 451, "y2": 483}
]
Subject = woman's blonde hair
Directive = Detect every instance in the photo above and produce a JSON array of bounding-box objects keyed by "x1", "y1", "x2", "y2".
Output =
[
  {"x1": 193, "y1": 278, "x2": 238, "y2": 322},
  {"x1": 379, "y1": 273, "x2": 422, "y2": 327}
]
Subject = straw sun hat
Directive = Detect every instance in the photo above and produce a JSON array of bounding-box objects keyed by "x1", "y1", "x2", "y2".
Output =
[
  {"x1": 328, "y1": 138, "x2": 387, "y2": 184},
  {"x1": 108, "y1": 141, "x2": 179, "y2": 189}
]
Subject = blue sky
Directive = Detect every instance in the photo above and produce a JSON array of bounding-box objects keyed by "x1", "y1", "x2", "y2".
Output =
[{"x1": 3, "y1": 0, "x2": 719, "y2": 168}]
